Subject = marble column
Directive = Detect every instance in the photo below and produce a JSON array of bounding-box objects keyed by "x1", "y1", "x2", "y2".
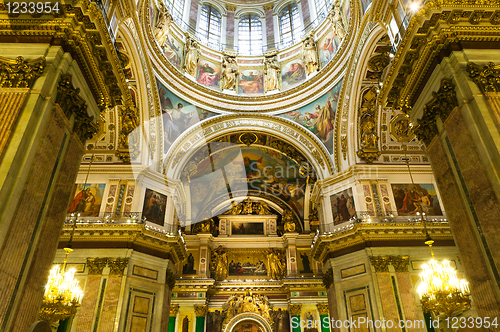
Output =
[
  {"x1": 98, "y1": 258, "x2": 129, "y2": 332},
  {"x1": 226, "y1": 4, "x2": 236, "y2": 50},
  {"x1": 316, "y1": 303, "x2": 331, "y2": 332},
  {"x1": 76, "y1": 258, "x2": 107, "y2": 332},
  {"x1": 194, "y1": 304, "x2": 207, "y2": 332},
  {"x1": 161, "y1": 270, "x2": 176, "y2": 331},
  {"x1": 263, "y1": 4, "x2": 275, "y2": 48},
  {"x1": 391, "y1": 256, "x2": 421, "y2": 332},
  {"x1": 323, "y1": 268, "x2": 340, "y2": 332},
  {"x1": 289, "y1": 304, "x2": 302, "y2": 332}
]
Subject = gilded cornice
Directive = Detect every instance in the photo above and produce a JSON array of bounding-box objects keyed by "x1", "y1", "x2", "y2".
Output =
[
  {"x1": 311, "y1": 222, "x2": 452, "y2": 262},
  {"x1": 380, "y1": 1, "x2": 500, "y2": 109},
  {"x1": 60, "y1": 223, "x2": 187, "y2": 264}
]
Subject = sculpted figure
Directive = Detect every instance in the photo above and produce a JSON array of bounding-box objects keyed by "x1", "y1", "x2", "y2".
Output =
[
  {"x1": 210, "y1": 246, "x2": 228, "y2": 281},
  {"x1": 264, "y1": 55, "x2": 281, "y2": 92},
  {"x1": 222, "y1": 56, "x2": 238, "y2": 91},
  {"x1": 283, "y1": 210, "x2": 296, "y2": 233},
  {"x1": 302, "y1": 33, "x2": 319, "y2": 75},
  {"x1": 267, "y1": 249, "x2": 286, "y2": 280},
  {"x1": 330, "y1": 1, "x2": 346, "y2": 40},
  {"x1": 154, "y1": 4, "x2": 173, "y2": 47},
  {"x1": 184, "y1": 37, "x2": 199, "y2": 77},
  {"x1": 256, "y1": 201, "x2": 272, "y2": 215}
]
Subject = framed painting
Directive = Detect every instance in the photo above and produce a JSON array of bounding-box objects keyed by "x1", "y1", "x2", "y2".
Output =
[
  {"x1": 142, "y1": 188, "x2": 168, "y2": 226},
  {"x1": 231, "y1": 222, "x2": 264, "y2": 235},
  {"x1": 67, "y1": 183, "x2": 106, "y2": 217},
  {"x1": 330, "y1": 187, "x2": 356, "y2": 225},
  {"x1": 391, "y1": 183, "x2": 443, "y2": 216}
]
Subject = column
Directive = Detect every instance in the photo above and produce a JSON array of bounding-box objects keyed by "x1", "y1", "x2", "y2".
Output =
[
  {"x1": 168, "y1": 305, "x2": 179, "y2": 332},
  {"x1": 194, "y1": 305, "x2": 207, "y2": 332},
  {"x1": 263, "y1": 4, "x2": 275, "y2": 49},
  {"x1": 316, "y1": 303, "x2": 331, "y2": 332},
  {"x1": 98, "y1": 258, "x2": 129, "y2": 332},
  {"x1": 283, "y1": 233, "x2": 299, "y2": 277},
  {"x1": 76, "y1": 258, "x2": 107, "y2": 332},
  {"x1": 323, "y1": 268, "x2": 340, "y2": 332},
  {"x1": 289, "y1": 304, "x2": 302, "y2": 332},
  {"x1": 391, "y1": 256, "x2": 421, "y2": 332},
  {"x1": 188, "y1": 0, "x2": 199, "y2": 30},
  {"x1": 301, "y1": 0, "x2": 311, "y2": 29},
  {"x1": 226, "y1": 4, "x2": 236, "y2": 50},
  {"x1": 160, "y1": 270, "x2": 176, "y2": 331}
]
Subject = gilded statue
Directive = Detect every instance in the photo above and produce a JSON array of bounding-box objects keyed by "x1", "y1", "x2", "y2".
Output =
[
  {"x1": 221, "y1": 292, "x2": 274, "y2": 329},
  {"x1": 267, "y1": 249, "x2": 286, "y2": 280},
  {"x1": 222, "y1": 56, "x2": 238, "y2": 91},
  {"x1": 283, "y1": 210, "x2": 296, "y2": 233},
  {"x1": 256, "y1": 201, "x2": 272, "y2": 215},
  {"x1": 184, "y1": 36, "x2": 199, "y2": 77},
  {"x1": 154, "y1": 4, "x2": 173, "y2": 47},
  {"x1": 223, "y1": 201, "x2": 243, "y2": 215},
  {"x1": 264, "y1": 55, "x2": 281, "y2": 92},
  {"x1": 360, "y1": 114, "x2": 378, "y2": 148},
  {"x1": 329, "y1": 0, "x2": 346, "y2": 40},
  {"x1": 210, "y1": 246, "x2": 228, "y2": 281},
  {"x1": 241, "y1": 197, "x2": 253, "y2": 214},
  {"x1": 302, "y1": 33, "x2": 319, "y2": 75}
]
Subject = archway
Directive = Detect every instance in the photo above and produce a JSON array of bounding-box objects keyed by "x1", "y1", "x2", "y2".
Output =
[{"x1": 224, "y1": 313, "x2": 273, "y2": 332}]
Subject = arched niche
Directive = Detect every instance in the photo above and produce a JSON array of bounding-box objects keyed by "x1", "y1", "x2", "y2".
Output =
[{"x1": 224, "y1": 313, "x2": 273, "y2": 332}]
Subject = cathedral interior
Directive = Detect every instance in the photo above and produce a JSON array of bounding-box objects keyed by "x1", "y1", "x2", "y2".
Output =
[{"x1": 1, "y1": 0, "x2": 500, "y2": 331}]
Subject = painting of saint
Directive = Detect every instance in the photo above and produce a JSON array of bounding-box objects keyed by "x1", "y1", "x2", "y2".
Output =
[
  {"x1": 182, "y1": 251, "x2": 197, "y2": 275},
  {"x1": 281, "y1": 60, "x2": 306, "y2": 90},
  {"x1": 238, "y1": 69, "x2": 264, "y2": 95},
  {"x1": 196, "y1": 59, "x2": 220, "y2": 89},
  {"x1": 280, "y1": 78, "x2": 343, "y2": 153},
  {"x1": 142, "y1": 188, "x2": 168, "y2": 226},
  {"x1": 231, "y1": 222, "x2": 264, "y2": 235},
  {"x1": 157, "y1": 80, "x2": 216, "y2": 155},
  {"x1": 391, "y1": 184, "x2": 443, "y2": 216},
  {"x1": 226, "y1": 252, "x2": 267, "y2": 276},
  {"x1": 318, "y1": 29, "x2": 339, "y2": 68},
  {"x1": 163, "y1": 35, "x2": 183, "y2": 70},
  {"x1": 67, "y1": 183, "x2": 105, "y2": 217},
  {"x1": 330, "y1": 188, "x2": 356, "y2": 225}
]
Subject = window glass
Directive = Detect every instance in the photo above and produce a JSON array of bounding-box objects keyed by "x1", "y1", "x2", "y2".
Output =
[
  {"x1": 279, "y1": 3, "x2": 302, "y2": 48},
  {"x1": 238, "y1": 14, "x2": 262, "y2": 55},
  {"x1": 198, "y1": 3, "x2": 222, "y2": 48}
]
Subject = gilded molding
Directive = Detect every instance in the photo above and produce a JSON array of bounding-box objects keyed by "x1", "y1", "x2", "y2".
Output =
[
  {"x1": 316, "y1": 303, "x2": 329, "y2": 315},
  {"x1": 166, "y1": 269, "x2": 176, "y2": 289},
  {"x1": 263, "y1": 3, "x2": 273, "y2": 11},
  {"x1": 289, "y1": 304, "x2": 302, "y2": 316},
  {"x1": 414, "y1": 78, "x2": 458, "y2": 145},
  {"x1": 322, "y1": 268, "x2": 334, "y2": 288},
  {"x1": 86, "y1": 257, "x2": 108, "y2": 275},
  {"x1": 226, "y1": 4, "x2": 237, "y2": 11},
  {"x1": 340, "y1": 135, "x2": 347, "y2": 160},
  {"x1": 194, "y1": 305, "x2": 208, "y2": 317},
  {"x1": 170, "y1": 304, "x2": 180, "y2": 317},
  {"x1": 108, "y1": 257, "x2": 129, "y2": 275},
  {"x1": 370, "y1": 256, "x2": 390, "y2": 272},
  {"x1": 467, "y1": 61, "x2": 500, "y2": 93},
  {"x1": 0, "y1": 56, "x2": 45, "y2": 89},
  {"x1": 390, "y1": 256, "x2": 410, "y2": 272}
]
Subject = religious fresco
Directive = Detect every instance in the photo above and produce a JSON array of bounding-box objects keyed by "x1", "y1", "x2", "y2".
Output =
[
  {"x1": 279, "y1": 78, "x2": 343, "y2": 154},
  {"x1": 67, "y1": 183, "x2": 106, "y2": 217},
  {"x1": 238, "y1": 69, "x2": 264, "y2": 95},
  {"x1": 231, "y1": 222, "x2": 264, "y2": 235},
  {"x1": 330, "y1": 187, "x2": 356, "y2": 225},
  {"x1": 157, "y1": 80, "x2": 217, "y2": 155},
  {"x1": 391, "y1": 184, "x2": 443, "y2": 216},
  {"x1": 281, "y1": 59, "x2": 306, "y2": 90},
  {"x1": 142, "y1": 188, "x2": 168, "y2": 226},
  {"x1": 189, "y1": 146, "x2": 306, "y2": 223},
  {"x1": 361, "y1": 0, "x2": 373, "y2": 13},
  {"x1": 196, "y1": 58, "x2": 221, "y2": 90},
  {"x1": 226, "y1": 251, "x2": 268, "y2": 277},
  {"x1": 318, "y1": 29, "x2": 339, "y2": 68},
  {"x1": 182, "y1": 250, "x2": 198, "y2": 275},
  {"x1": 163, "y1": 35, "x2": 183, "y2": 70}
]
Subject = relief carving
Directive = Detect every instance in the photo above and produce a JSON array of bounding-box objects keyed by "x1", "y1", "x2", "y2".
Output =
[
  {"x1": 0, "y1": 56, "x2": 45, "y2": 88},
  {"x1": 357, "y1": 87, "x2": 380, "y2": 163},
  {"x1": 222, "y1": 55, "x2": 239, "y2": 91},
  {"x1": 302, "y1": 33, "x2": 319, "y2": 75},
  {"x1": 184, "y1": 36, "x2": 200, "y2": 77}
]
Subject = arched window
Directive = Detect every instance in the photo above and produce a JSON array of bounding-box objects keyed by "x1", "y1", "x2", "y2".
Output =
[
  {"x1": 199, "y1": 3, "x2": 222, "y2": 48},
  {"x1": 314, "y1": 0, "x2": 333, "y2": 18},
  {"x1": 165, "y1": 0, "x2": 185, "y2": 22},
  {"x1": 279, "y1": 3, "x2": 302, "y2": 48},
  {"x1": 238, "y1": 14, "x2": 262, "y2": 55}
]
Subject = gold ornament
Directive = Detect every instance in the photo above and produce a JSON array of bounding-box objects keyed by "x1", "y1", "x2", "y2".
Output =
[
  {"x1": 370, "y1": 256, "x2": 390, "y2": 272},
  {"x1": 0, "y1": 56, "x2": 45, "y2": 88},
  {"x1": 86, "y1": 258, "x2": 108, "y2": 275}
]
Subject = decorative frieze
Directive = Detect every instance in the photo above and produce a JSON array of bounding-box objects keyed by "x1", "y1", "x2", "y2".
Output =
[{"x1": 0, "y1": 56, "x2": 45, "y2": 88}]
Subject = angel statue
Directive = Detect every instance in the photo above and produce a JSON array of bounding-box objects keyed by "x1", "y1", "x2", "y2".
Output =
[
  {"x1": 210, "y1": 246, "x2": 228, "y2": 281},
  {"x1": 256, "y1": 201, "x2": 272, "y2": 215},
  {"x1": 222, "y1": 56, "x2": 239, "y2": 91},
  {"x1": 183, "y1": 36, "x2": 199, "y2": 77},
  {"x1": 302, "y1": 33, "x2": 319, "y2": 75},
  {"x1": 283, "y1": 210, "x2": 296, "y2": 233},
  {"x1": 267, "y1": 249, "x2": 286, "y2": 280},
  {"x1": 154, "y1": 4, "x2": 173, "y2": 47},
  {"x1": 264, "y1": 55, "x2": 281, "y2": 92},
  {"x1": 329, "y1": 0, "x2": 346, "y2": 40}
]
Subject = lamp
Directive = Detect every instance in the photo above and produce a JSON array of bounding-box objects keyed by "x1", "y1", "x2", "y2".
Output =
[
  {"x1": 403, "y1": 147, "x2": 471, "y2": 317},
  {"x1": 39, "y1": 155, "x2": 95, "y2": 323}
]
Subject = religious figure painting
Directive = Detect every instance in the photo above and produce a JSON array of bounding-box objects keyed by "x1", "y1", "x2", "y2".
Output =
[
  {"x1": 182, "y1": 251, "x2": 198, "y2": 275},
  {"x1": 280, "y1": 78, "x2": 343, "y2": 153},
  {"x1": 281, "y1": 59, "x2": 306, "y2": 90},
  {"x1": 196, "y1": 58, "x2": 220, "y2": 89},
  {"x1": 226, "y1": 251, "x2": 268, "y2": 277},
  {"x1": 67, "y1": 183, "x2": 105, "y2": 217},
  {"x1": 330, "y1": 187, "x2": 356, "y2": 225},
  {"x1": 231, "y1": 222, "x2": 264, "y2": 235},
  {"x1": 297, "y1": 251, "x2": 313, "y2": 274},
  {"x1": 238, "y1": 69, "x2": 264, "y2": 95},
  {"x1": 163, "y1": 35, "x2": 183, "y2": 70},
  {"x1": 157, "y1": 80, "x2": 216, "y2": 155},
  {"x1": 318, "y1": 29, "x2": 339, "y2": 68},
  {"x1": 391, "y1": 183, "x2": 443, "y2": 216},
  {"x1": 142, "y1": 188, "x2": 168, "y2": 226}
]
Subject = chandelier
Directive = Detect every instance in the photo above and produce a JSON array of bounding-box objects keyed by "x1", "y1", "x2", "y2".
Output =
[
  {"x1": 39, "y1": 247, "x2": 84, "y2": 323},
  {"x1": 416, "y1": 238, "x2": 471, "y2": 317}
]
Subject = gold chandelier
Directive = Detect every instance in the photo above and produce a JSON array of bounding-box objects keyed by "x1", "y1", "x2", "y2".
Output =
[
  {"x1": 39, "y1": 247, "x2": 84, "y2": 323},
  {"x1": 416, "y1": 238, "x2": 471, "y2": 317}
]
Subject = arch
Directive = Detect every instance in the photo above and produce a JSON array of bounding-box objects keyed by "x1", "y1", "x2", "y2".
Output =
[
  {"x1": 224, "y1": 312, "x2": 273, "y2": 332},
  {"x1": 163, "y1": 114, "x2": 335, "y2": 180},
  {"x1": 199, "y1": 0, "x2": 226, "y2": 16},
  {"x1": 235, "y1": 8, "x2": 265, "y2": 19}
]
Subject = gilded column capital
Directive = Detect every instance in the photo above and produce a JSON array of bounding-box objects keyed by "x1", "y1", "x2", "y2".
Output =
[
  {"x1": 370, "y1": 256, "x2": 390, "y2": 272},
  {"x1": 322, "y1": 268, "x2": 333, "y2": 288},
  {"x1": 194, "y1": 305, "x2": 208, "y2": 317},
  {"x1": 170, "y1": 305, "x2": 180, "y2": 317},
  {"x1": 0, "y1": 56, "x2": 45, "y2": 88},
  {"x1": 467, "y1": 61, "x2": 500, "y2": 93},
  {"x1": 289, "y1": 304, "x2": 302, "y2": 316},
  {"x1": 390, "y1": 256, "x2": 410, "y2": 272},
  {"x1": 263, "y1": 3, "x2": 274, "y2": 11},
  {"x1": 316, "y1": 303, "x2": 329, "y2": 316},
  {"x1": 86, "y1": 257, "x2": 108, "y2": 275},
  {"x1": 107, "y1": 258, "x2": 129, "y2": 275},
  {"x1": 226, "y1": 4, "x2": 237, "y2": 11},
  {"x1": 166, "y1": 269, "x2": 176, "y2": 289}
]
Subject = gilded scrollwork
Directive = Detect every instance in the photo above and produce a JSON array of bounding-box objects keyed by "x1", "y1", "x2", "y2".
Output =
[
  {"x1": 316, "y1": 303, "x2": 329, "y2": 316},
  {"x1": 0, "y1": 56, "x2": 45, "y2": 88},
  {"x1": 322, "y1": 268, "x2": 333, "y2": 288},
  {"x1": 289, "y1": 304, "x2": 302, "y2": 316},
  {"x1": 221, "y1": 292, "x2": 273, "y2": 329},
  {"x1": 390, "y1": 256, "x2": 410, "y2": 272},
  {"x1": 86, "y1": 257, "x2": 108, "y2": 275},
  {"x1": 302, "y1": 33, "x2": 319, "y2": 75},
  {"x1": 166, "y1": 269, "x2": 176, "y2": 289},
  {"x1": 194, "y1": 305, "x2": 208, "y2": 317},
  {"x1": 283, "y1": 210, "x2": 296, "y2": 233},
  {"x1": 369, "y1": 256, "x2": 390, "y2": 272},
  {"x1": 108, "y1": 257, "x2": 129, "y2": 275}
]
